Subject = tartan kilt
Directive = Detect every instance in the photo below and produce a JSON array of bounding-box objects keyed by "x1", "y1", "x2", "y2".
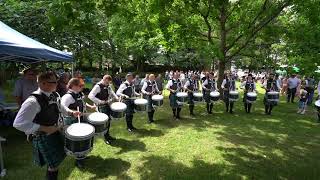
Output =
[
  {"x1": 204, "y1": 91, "x2": 211, "y2": 103},
  {"x1": 124, "y1": 99, "x2": 135, "y2": 115},
  {"x1": 188, "y1": 92, "x2": 194, "y2": 105},
  {"x1": 32, "y1": 131, "x2": 66, "y2": 168},
  {"x1": 169, "y1": 93, "x2": 181, "y2": 108},
  {"x1": 98, "y1": 104, "x2": 112, "y2": 116},
  {"x1": 263, "y1": 94, "x2": 278, "y2": 106}
]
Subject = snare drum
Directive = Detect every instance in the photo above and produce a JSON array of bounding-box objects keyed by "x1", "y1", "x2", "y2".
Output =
[
  {"x1": 314, "y1": 100, "x2": 320, "y2": 110},
  {"x1": 87, "y1": 112, "x2": 109, "y2": 135},
  {"x1": 193, "y1": 92, "x2": 203, "y2": 102},
  {"x1": 110, "y1": 102, "x2": 127, "y2": 119},
  {"x1": 210, "y1": 91, "x2": 220, "y2": 102},
  {"x1": 267, "y1": 91, "x2": 279, "y2": 102},
  {"x1": 152, "y1": 95, "x2": 164, "y2": 107},
  {"x1": 246, "y1": 92, "x2": 257, "y2": 103},
  {"x1": 134, "y1": 98, "x2": 148, "y2": 112},
  {"x1": 177, "y1": 92, "x2": 188, "y2": 103},
  {"x1": 64, "y1": 123, "x2": 95, "y2": 158},
  {"x1": 229, "y1": 91, "x2": 239, "y2": 102}
]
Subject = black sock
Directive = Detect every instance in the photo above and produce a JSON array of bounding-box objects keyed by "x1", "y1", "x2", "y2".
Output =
[
  {"x1": 265, "y1": 105, "x2": 269, "y2": 114},
  {"x1": 172, "y1": 108, "x2": 176, "y2": 117},
  {"x1": 244, "y1": 103, "x2": 248, "y2": 113},
  {"x1": 318, "y1": 113, "x2": 320, "y2": 122},
  {"x1": 269, "y1": 106, "x2": 273, "y2": 114},
  {"x1": 177, "y1": 108, "x2": 181, "y2": 118},
  {"x1": 209, "y1": 103, "x2": 213, "y2": 113},
  {"x1": 47, "y1": 170, "x2": 58, "y2": 180},
  {"x1": 230, "y1": 102, "x2": 234, "y2": 113},
  {"x1": 126, "y1": 115, "x2": 133, "y2": 128},
  {"x1": 189, "y1": 105, "x2": 194, "y2": 115},
  {"x1": 248, "y1": 103, "x2": 252, "y2": 113},
  {"x1": 226, "y1": 102, "x2": 229, "y2": 112},
  {"x1": 206, "y1": 103, "x2": 210, "y2": 113}
]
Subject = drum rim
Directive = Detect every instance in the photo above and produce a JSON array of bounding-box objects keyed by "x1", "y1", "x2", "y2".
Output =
[
  {"x1": 87, "y1": 112, "x2": 109, "y2": 123},
  {"x1": 247, "y1": 92, "x2": 257, "y2": 97},
  {"x1": 134, "y1": 98, "x2": 148, "y2": 105},
  {"x1": 110, "y1": 102, "x2": 127, "y2": 112},
  {"x1": 210, "y1": 91, "x2": 220, "y2": 97},
  {"x1": 229, "y1": 91, "x2": 239, "y2": 95},
  {"x1": 267, "y1": 91, "x2": 279, "y2": 95},
  {"x1": 65, "y1": 123, "x2": 95, "y2": 140},
  {"x1": 152, "y1": 94, "x2": 164, "y2": 100},
  {"x1": 177, "y1": 92, "x2": 188, "y2": 97}
]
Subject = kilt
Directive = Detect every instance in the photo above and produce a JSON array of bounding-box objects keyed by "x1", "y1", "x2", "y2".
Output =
[
  {"x1": 144, "y1": 95, "x2": 154, "y2": 112},
  {"x1": 32, "y1": 131, "x2": 66, "y2": 168},
  {"x1": 124, "y1": 99, "x2": 135, "y2": 115},
  {"x1": 223, "y1": 91, "x2": 230, "y2": 103},
  {"x1": 204, "y1": 91, "x2": 211, "y2": 103},
  {"x1": 263, "y1": 94, "x2": 278, "y2": 106},
  {"x1": 169, "y1": 93, "x2": 181, "y2": 108},
  {"x1": 188, "y1": 92, "x2": 194, "y2": 105}
]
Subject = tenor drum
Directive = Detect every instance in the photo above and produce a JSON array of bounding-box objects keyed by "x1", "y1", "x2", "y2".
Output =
[
  {"x1": 152, "y1": 95, "x2": 164, "y2": 107},
  {"x1": 246, "y1": 92, "x2": 257, "y2": 103},
  {"x1": 177, "y1": 92, "x2": 188, "y2": 103},
  {"x1": 64, "y1": 123, "x2": 95, "y2": 158},
  {"x1": 267, "y1": 91, "x2": 279, "y2": 102},
  {"x1": 193, "y1": 92, "x2": 203, "y2": 102},
  {"x1": 229, "y1": 91, "x2": 239, "y2": 102},
  {"x1": 134, "y1": 98, "x2": 148, "y2": 112},
  {"x1": 110, "y1": 102, "x2": 127, "y2": 119},
  {"x1": 87, "y1": 112, "x2": 109, "y2": 135},
  {"x1": 210, "y1": 91, "x2": 220, "y2": 102},
  {"x1": 315, "y1": 100, "x2": 320, "y2": 110}
]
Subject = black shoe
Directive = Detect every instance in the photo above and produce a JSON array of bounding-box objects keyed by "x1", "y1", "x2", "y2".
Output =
[
  {"x1": 104, "y1": 138, "x2": 111, "y2": 145},
  {"x1": 229, "y1": 110, "x2": 233, "y2": 114},
  {"x1": 190, "y1": 113, "x2": 195, "y2": 116},
  {"x1": 108, "y1": 135, "x2": 116, "y2": 141},
  {"x1": 127, "y1": 128, "x2": 134, "y2": 132},
  {"x1": 75, "y1": 160, "x2": 84, "y2": 168},
  {"x1": 132, "y1": 126, "x2": 137, "y2": 130},
  {"x1": 148, "y1": 120, "x2": 154, "y2": 123},
  {"x1": 208, "y1": 111, "x2": 212, "y2": 114}
]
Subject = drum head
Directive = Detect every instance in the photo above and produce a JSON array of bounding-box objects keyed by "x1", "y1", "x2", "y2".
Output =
[
  {"x1": 152, "y1": 95, "x2": 164, "y2": 101},
  {"x1": 315, "y1": 100, "x2": 320, "y2": 107},
  {"x1": 177, "y1": 92, "x2": 188, "y2": 97},
  {"x1": 247, "y1": 92, "x2": 257, "y2": 97},
  {"x1": 66, "y1": 123, "x2": 95, "y2": 140},
  {"x1": 229, "y1": 91, "x2": 239, "y2": 95},
  {"x1": 193, "y1": 92, "x2": 203, "y2": 97},
  {"x1": 134, "y1": 99, "x2": 148, "y2": 105},
  {"x1": 267, "y1": 91, "x2": 279, "y2": 95},
  {"x1": 210, "y1": 91, "x2": 220, "y2": 97},
  {"x1": 111, "y1": 102, "x2": 127, "y2": 112},
  {"x1": 87, "y1": 112, "x2": 109, "y2": 124}
]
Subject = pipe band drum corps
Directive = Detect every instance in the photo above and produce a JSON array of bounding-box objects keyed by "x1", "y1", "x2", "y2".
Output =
[
  {"x1": 176, "y1": 92, "x2": 188, "y2": 103},
  {"x1": 210, "y1": 91, "x2": 220, "y2": 102},
  {"x1": 64, "y1": 123, "x2": 95, "y2": 159},
  {"x1": 229, "y1": 91, "x2": 239, "y2": 102},
  {"x1": 152, "y1": 94, "x2": 164, "y2": 107},
  {"x1": 110, "y1": 102, "x2": 127, "y2": 119},
  {"x1": 87, "y1": 112, "x2": 109, "y2": 135},
  {"x1": 246, "y1": 92, "x2": 257, "y2": 103},
  {"x1": 134, "y1": 98, "x2": 148, "y2": 112},
  {"x1": 193, "y1": 92, "x2": 203, "y2": 103},
  {"x1": 267, "y1": 91, "x2": 279, "y2": 102}
]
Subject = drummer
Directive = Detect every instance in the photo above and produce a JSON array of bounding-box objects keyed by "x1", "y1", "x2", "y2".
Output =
[
  {"x1": 202, "y1": 72, "x2": 218, "y2": 114},
  {"x1": 262, "y1": 73, "x2": 281, "y2": 115},
  {"x1": 240, "y1": 74, "x2": 257, "y2": 113},
  {"x1": 88, "y1": 75, "x2": 119, "y2": 144},
  {"x1": 166, "y1": 72, "x2": 183, "y2": 120},
  {"x1": 184, "y1": 73, "x2": 200, "y2": 116},
  {"x1": 13, "y1": 71, "x2": 81, "y2": 180},
  {"x1": 61, "y1": 78, "x2": 96, "y2": 168},
  {"x1": 221, "y1": 72, "x2": 237, "y2": 114},
  {"x1": 116, "y1": 73, "x2": 140, "y2": 132},
  {"x1": 141, "y1": 74, "x2": 161, "y2": 123}
]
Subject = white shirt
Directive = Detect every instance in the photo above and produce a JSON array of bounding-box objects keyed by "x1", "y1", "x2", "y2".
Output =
[
  {"x1": 202, "y1": 79, "x2": 218, "y2": 91},
  {"x1": 288, "y1": 77, "x2": 299, "y2": 89},
  {"x1": 61, "y1": 89, "x2": 85, "y2": 113},
  {"x1": 221, "y1": 79, "x2": 237, "y2": 90},
  {"x1": 13, "y1": 88, "x2": 70, "y2": 135},
  {"x1": 141, "y1": 80, "x2": 159, "y2": 94},
  {"x1": 116, "y1": 81, "x2": 139, "y2": 97},
  {"x1": 88, "y1": 81, "x2": 118, "y2": 105},
  {"x1": 184, "y1": 79, "x2": 199, "y2": 90},
  {"x1": 166, "y1": 79, "x2": 181, "y2": 90}
]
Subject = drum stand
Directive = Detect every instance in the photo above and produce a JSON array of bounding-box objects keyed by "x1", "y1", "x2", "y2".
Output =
[{"x1": 0, "y1": 137, "x2": 6, "y2": 177}]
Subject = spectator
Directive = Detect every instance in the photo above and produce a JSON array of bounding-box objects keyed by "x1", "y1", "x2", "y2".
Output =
[
  {"x1": 134, "y1": 75, "x2": 141, "y2": 93},
  {"x1": 56, "y1": 73, "x2": 70, "y2": 96},
  {"x1": 287, "y1": 74, "x2": 299, "y2": 103},
  {"x1": 156, "y1": 74, "x2": 164, "y2": 92},
  {"x1": 13, "y1": 68, "x2": 38, "y2": 107},
  {"x1": 305, "y1": 76, "x2": 316, "y2": 105}
]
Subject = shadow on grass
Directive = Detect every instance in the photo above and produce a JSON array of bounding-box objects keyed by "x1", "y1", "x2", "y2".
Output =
[
  {"x1": 134, "y1": 128, "x2": 164, "y2": 138},
  {"x1": 81, "y1": 156, "x2": 131, "y2": 180},
  {"x1": 110, "y1": 138, "x2": 146, "y2": 154}
]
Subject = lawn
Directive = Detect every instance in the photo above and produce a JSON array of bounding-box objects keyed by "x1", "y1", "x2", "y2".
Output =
[{"x1": 1, "y1": 84, "x2": 320, "y2": 180}]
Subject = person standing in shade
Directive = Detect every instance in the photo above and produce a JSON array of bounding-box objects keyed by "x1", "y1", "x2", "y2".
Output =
[
  {"x1": 13, "y1": 71, "x2": 81, "y2": 180},
  {"x1": 184, "y1": 73, "x2": 200, "y2": 116},
  {"x1": 287, "y1": 74, "x2": 299, "y2": 103},
  {"x1": 13, "y1": 68, "x2": 38, "y2": 107},
  {"x1": 141, "y1": 74, "x2": 161, "y2": 123},
  {"x1": 263, "y1": 73, "x2": 281, "y2": 115},
  {"x1": 240, "y1": 74, "x2": 257, "y2": 113},
  {"x1": 202, "y1": 72, "x2": 218, "y2": 114},
  {"x1": 305, "y1": 76, "x2": 316, "y2": 105},
  {"x1": 155, "y1": 74, "x2": 164, "y2": 92},
  {"x1": 56, "y1": 73, "x2": 70, "y2": 96},
  {"x1": 116, "y1": 73, "x2": 140, "y2": 132},
  {"x1": 88, "y1": 75, "x2": 119, "y2": 144},
  {"x1": 221, "y1": 72, "x2": 237, "y2": 114},
  {"x1": 134, "y1": 75, "x2": 141, "y2": 93},
  {"x1": 166, "y1": 73, "x2": 183, "y2": 120}
]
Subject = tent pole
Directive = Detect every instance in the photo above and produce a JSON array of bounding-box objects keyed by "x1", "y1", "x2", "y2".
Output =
[{"x1": 71, "y1": 62, "x2": 74, "y2": 78}]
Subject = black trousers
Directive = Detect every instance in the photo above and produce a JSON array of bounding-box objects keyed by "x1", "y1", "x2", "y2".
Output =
[{"x1": 287, "y1": 88, "x2": 297, "y2": 103}]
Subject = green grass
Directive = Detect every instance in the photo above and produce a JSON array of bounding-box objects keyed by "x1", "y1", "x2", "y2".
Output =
[{"x1": 1, "y1": 84, "x2": 320, "y2": 180}]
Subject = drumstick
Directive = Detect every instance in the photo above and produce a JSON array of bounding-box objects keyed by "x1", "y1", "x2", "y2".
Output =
[{"x1": 77, "y1": 106, "x2": 81, "y2": 124}]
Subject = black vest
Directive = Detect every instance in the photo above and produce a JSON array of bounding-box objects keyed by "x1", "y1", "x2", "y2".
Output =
[
  {"x1": 146, "y1": 81, "x2": 156, "y2": 93},
  {"x1": 266, "y1": 79, "x2": 278, "y2": 92},
  {"x1": 32, "y1": 92, "x2": 60, "y2": 126},
  {"x1": 187, "y1": 79, "x2": 198, "y2": 91},
  {"x1": 245, "y1": 81, "x2": 255, "y2": 92},
  {"x1": 95, "y1": 83, "x2": 109, "y2": 100},
  {"x1": 225, "y1": 79, "x2": 235, "y2": 91},
  {"x1": 68, "y1": 91, "x2": 85, "y2": 112},
  {"x1": 123, "y1": 82, "x2": 134, "y2": 97},
  {"x1": 205, "y1": 79, "x2": 215, "y2": 91},
  {"x1": 170, "y1": 79, "x2": 181, "y2": 91}
]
